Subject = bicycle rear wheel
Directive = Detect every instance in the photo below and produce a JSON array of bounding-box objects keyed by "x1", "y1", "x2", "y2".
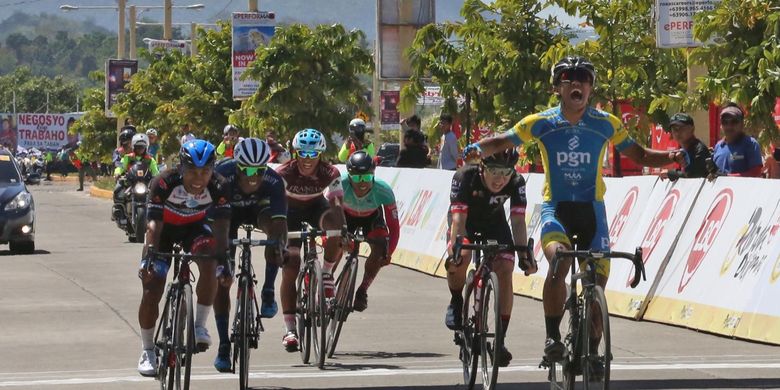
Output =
[
  {"x1": 312, "y1": 262, "x2": 328, "y2": 369},
  {"x1": 583, "y1": 286, "x2": 610, "y2": 390},
  {"x1": 327, "y1": 256, "x2": 358, "y2": 358},
  {"x1": 460, "y1": 270, "x2": 478, "y2": 389},
  {"x1": 479, "y1": 272, "x2": 502, "y2": 390},
  {"x1": 237, "y1": 275, "x2": 252, "y2": 390},
  {"x1": 155, "y1": 287, "x2": 174, "y2": 390},
  {"x1": 296, "y1": 269, "x2": 312, "y2": 364}
]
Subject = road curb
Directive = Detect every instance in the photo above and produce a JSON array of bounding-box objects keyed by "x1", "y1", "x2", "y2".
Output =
[{"x1": 90, "y1": 186, "x2": 112, "y2": 199}]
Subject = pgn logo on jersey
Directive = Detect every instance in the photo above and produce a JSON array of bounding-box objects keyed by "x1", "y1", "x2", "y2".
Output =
[
  {"x1": 556, "y1": 151, "x2": 592, "y2": 167},
  {"x1": 678, "y1": 189, "x2": 733, "y2": 293},
  {"x1": 568, "y1": 136, "x2": 580, "y2": 151}
]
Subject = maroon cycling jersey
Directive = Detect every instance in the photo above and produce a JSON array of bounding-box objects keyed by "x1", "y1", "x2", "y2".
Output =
[
  {"x1": 275, "y1": 159, "x2": 343, "y2": 205},
  {"x1": 147, "y1": 169, "x2": 231, "y2": 226}
]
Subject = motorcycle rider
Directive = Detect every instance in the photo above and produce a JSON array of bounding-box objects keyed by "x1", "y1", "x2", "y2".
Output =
[{"x1": 113, "y1": 133, "x2": 159, "y2": 226}]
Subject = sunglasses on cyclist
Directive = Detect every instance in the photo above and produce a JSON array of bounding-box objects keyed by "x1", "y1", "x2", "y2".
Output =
[
  {"x1": 721, "y1": 117, "x2": 742, "y2": 126},
  {"x1": 559, "y1": 69, "x2": 593, "y2": 85},
  {"x1": 297, "y1": 150, "x2": 322, "y2": 159},
  {"x1": 349, "y1": 173, "x2": 374, "y2": 183},
  {"x1": 483, "y1": 165, "x2": 514, "y2": 177},
  {"x1": 238, "y1": 164, "x2": 267, "y2": 177}
]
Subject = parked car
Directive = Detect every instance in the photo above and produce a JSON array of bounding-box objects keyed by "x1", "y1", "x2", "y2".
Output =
[
  {"x1": 0, "y1": 151, "x2": 34, "y2": 254},
  {"x1": 375, "y1": 142, "x2": 400, "y2": 167}
]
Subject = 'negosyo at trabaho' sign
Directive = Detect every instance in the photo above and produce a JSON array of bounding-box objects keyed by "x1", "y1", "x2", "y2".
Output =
[{"x1": 16, "y1": 113, "x2": 82, "y2": 150}]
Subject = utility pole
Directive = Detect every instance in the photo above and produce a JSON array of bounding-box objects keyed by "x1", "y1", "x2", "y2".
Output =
[
  {"x1": 190, "y1": 22, "x2": 198, "y2": 58},
  {"x1": 129, "y1": 5, "x2": 137, "y2": 59},
  {"x1": 164, "y1": 0, "x2": 173, "y2": 40},
  {"x1": 118, "y1": 0, "x2": 126, "y2": 59},
  {"x1": 248, "y1": 0, "x2": 258, "y2": 11}
]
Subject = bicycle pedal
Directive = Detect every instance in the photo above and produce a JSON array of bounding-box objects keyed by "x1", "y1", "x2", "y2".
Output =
[{"x1": 196, "y1": 343, "x2": 209, "y2": 353}]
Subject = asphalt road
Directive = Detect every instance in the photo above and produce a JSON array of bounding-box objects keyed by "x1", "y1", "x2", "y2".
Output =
[{"x1": 0, "y1": 181, "x2": 778, "y2": 390}]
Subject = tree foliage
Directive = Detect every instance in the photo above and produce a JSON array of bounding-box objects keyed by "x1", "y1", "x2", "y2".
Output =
[
  {"x1": 68, "y1": 72, "x2": 116, "y2": 163},
  {"x1": 237, "y1": 23, "x2": 373, "y2": 152},
  {"x1": 402, "y1": 0, "x2": 567, "y2": 128},
  {"x1": 692, "y1": 0, "x2": 780, "y2": 142},
  {"x1": 550, "y1": 0, "x2": 688, "y2": 142},
  {"x1": 112, "y1": 21, "x2": 240, "y2": 158},
  {"x1": 0, "y1": 66, "x2": 81, "y2": 113}
]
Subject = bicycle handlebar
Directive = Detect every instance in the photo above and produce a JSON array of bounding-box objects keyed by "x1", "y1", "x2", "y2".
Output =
[
  {"x1": 450, "y1": 235, "x2": 536, "y2": 270},
  {"x1": 551, "y1": 247, "x2": 646, "y2": 288},
  {"x1": 231, "y1": 238, "x2": 280, "y2": 247},
  {"x1": 147, "y1": 246, "x2": 217, "y2": 261}
]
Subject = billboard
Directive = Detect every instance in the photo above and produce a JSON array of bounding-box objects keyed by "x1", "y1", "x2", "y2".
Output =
[
  {"x1": 105, "y1": 59, "x2": 138, "y2": 118},
  {"x1": 0, "y1": 113, "x2": 16, "y2": 151},
  {"x1": 146, "y1": 39, "x2": 189, "y2": 55},
  {"x1": 231, "y1": 11, "x2": 276, "y2": 99},
  {"x1": 655, "y1": 0, "x2": 718, "y2": 48},
  {"x1": 16, "y1": 113, "x2": 82, "y2": 150},
  {"x1": 380, "y1": 90, "x2": 400, "y2": 130}
]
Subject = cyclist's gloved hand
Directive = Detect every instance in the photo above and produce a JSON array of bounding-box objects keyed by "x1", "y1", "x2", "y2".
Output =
[
  {"x1": 215, "y1": 251, "x2": 234, "y2": 287},
  {"x1": 446, "y1": 237, "x2": 471, "y2": 266},
  {"x1": 517, "y1": 250, "x2": 538, "y2": 276},
  {"x1": 139, "y1": 254, "x2": 169, "y2": 282}
]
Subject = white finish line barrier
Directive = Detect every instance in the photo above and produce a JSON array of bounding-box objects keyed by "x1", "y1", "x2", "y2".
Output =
[{"x1": 363, "y1": 166, "x2": 780, "y2": 345}]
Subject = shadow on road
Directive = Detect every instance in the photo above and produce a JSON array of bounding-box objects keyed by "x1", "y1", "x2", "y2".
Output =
[
  {"x1": 0, "y1": 249, "x2": 50, "y2": 256},
  {"x1": 332, "y1": 351, "x2": 447, "y2": 360},
  {"x1": 279, "y1": 377, "x2": 780, "y2": 390}
]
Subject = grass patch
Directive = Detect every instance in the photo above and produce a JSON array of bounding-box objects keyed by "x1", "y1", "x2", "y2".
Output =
[{"x1": 94, "y1": 177, "x2": 115, "y2": 191}]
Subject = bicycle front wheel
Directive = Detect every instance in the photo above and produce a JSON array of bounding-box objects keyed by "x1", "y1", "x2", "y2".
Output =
[
  {"x1": 547, "y1": 295, "x2": 575, "y2": 390},
  {"x1": 460, "y1": 270, "x2": 478, "y2": 390},
  {"x1": 312, "y1": 262, "x2": 328, "y2": 369},
  {"x1": 237, "y1": 275, "x2": 252, "y2": 390},
  {"x1": 327, "y1": 256, "x2": 358, "y2": 358},
  {"x1": 155, "y1": 286, "x2": 175, "y2": 390},
  {"x1": 296, "y1": 269, "x2": 312, "y2": 364},
  {"x1": 583, "y1": 286, "x2": 611, "y2": 390},
  {"x1": 479, "y1": 272, "x2": 502, "y2": 390},
  {"x1": 180, "y1": 284, "x2": 195, "y2": 390}
]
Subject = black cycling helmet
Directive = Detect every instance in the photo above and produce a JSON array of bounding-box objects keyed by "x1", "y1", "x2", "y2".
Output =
[
  {"x1": 551, "y1": 56, "x2": 596, "y2": 86},
  {"x1": 119, "y1": 126, "x2": 137, "y2": 144},
  {"x1": 349, "y1": 118, "x2": 367, "y2": 141},
  {"x1": 346, "y1": 150, "x2": 375, "y2": 175},
  {"x1": 482, "y1": 148, "x2": 519, "y2": 168}
]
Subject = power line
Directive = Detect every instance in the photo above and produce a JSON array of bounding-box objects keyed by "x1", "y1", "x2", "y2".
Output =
[
  {"x1": 211, "y1": 0, "x2": 235, "y2": 21},
  {"x1": 0, "y1": 0, "x2": 46, "y2": 8}
]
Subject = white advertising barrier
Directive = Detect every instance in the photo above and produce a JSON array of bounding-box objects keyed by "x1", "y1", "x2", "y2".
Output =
[
  {"x1": 513, "y1": 172, "x2": 546, "y2": 299},
  {"x1": 644, "y1": 177, "x2": 780, "y2": 344},
  {"x1": 374, "y1": 167, "x2": 453, "y2": 275},
  {"x1": 606, "y1": 178, "x2": 704, "y2": 318}
]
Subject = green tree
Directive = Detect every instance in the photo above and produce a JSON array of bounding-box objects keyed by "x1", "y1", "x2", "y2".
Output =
[
  {"x1": 550, "y1": 0, "x2": 689, "y2": 142},
  {"x1": 113, "y1": 21, "x2": 240, "y2": 157},
  {"x1": 0, "y1": 66, "x2": 81, "y2": 113},
  {"x1": 237, "y1": 23, "x2": 374, "y2": 152},
  {"x1": 691, "y1": 0, "x2": 780, "y2": 144}
]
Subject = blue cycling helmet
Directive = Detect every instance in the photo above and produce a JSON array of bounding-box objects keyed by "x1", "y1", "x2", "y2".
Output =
[
  {"x1": 180, "y1": 139, "x2": 216, "y2": 168},
  {"x1": 292, "y1": 128, "x2": 327, "y2": 152}
]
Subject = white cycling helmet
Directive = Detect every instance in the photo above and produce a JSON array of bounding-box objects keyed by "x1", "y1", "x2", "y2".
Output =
[
  {"x1": 233, "y1": 137, "x2": 271, "y2": 167},
  {"x1": 292, "y1": 128, "x2": 327, "y2": 152},
  {"x1": 132, "y1": 133, "x2": 149, "y2": 149},
  {"x1": 146, "y1": 128, "x2": 158, "y2": 136}
]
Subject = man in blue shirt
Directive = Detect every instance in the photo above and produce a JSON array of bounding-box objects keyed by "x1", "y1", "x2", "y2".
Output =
[{"x1": 712, "y1": 104, "x2": 763, "y2": 177}]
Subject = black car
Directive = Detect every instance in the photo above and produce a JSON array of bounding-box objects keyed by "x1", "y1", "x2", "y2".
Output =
[
  {"x1": 0, "y1": 151, "x2": 35, "y2": 253},
  {"x1": 376, "y1": 142, "x2": 400, "y2": 167}
]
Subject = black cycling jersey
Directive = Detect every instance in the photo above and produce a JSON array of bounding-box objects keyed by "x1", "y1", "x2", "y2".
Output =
[
  {"x1": 215, "y1": 160, "x2": 287, "y2": 219},
  {"x1": 147, "y1": 168, "x2": 231, "y2": 225},
  {"x1": 449, "y1": 164, "x2": 527, "y2": 229}
]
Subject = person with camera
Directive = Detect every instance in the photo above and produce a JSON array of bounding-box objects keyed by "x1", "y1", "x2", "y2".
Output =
[{"x1": 338, "y1": 118, "x2": 376, "y2": 162}]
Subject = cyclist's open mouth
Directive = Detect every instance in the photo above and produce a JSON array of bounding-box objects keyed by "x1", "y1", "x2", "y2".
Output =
[{"x1": 570, "y1": 89, "x2": 583, "y2": 102}]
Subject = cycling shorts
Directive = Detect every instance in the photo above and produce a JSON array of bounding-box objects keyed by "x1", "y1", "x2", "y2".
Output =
[
  {"x1": 287, "y1": 196, "x2": 331, "y2": 247},
  {"x1": 447, "y1": 213, "x2": 515, "y2": 264},
  {"x1": 155, "y1": 222, "x2": 215, "y2": 270},
  {"x1": 540, "y1": 201, "x2": 610, "y2": 277}
]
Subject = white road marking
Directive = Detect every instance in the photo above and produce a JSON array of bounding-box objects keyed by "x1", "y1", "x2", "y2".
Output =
[{"x1": 0, "y1": 362, "x2": 779, "y2": 387}]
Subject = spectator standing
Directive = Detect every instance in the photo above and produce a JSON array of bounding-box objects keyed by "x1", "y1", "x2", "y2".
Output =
[
  {"x1": 712, "y1": 103, "x2": 763, "y2": 177},
  {"x1": 146, "y1": 128, "x2": 160, "y2": 163},
  {"x1": 338, "y1": 118, "x2": 376, "y2": 162},
  {"x1": 73, "y1": 142, "x2": 97, "y2": 191},
  {"x1": 659, "y1": 113, "x2": 712, "y2": 181},
  {"x1": 216, "y1": 124, "x2": 240, "y2": 159},
  {"x1": 396, "y1": 115, "x2": 430, "y2": 168},
  {"x1": 437, "y1": 113, "x2": 459, "y2": 170}
]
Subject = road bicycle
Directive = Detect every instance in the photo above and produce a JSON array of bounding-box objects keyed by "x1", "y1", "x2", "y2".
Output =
[
  {"x1": 540, "y1": 240, "x2": 645, "y2": 390},
  {"x1": 148, "y1": 244, "x2": 214, "y2": 390},
  {"x1": 325, "y1": 227, "x2": 388, "y2": 358},
  {"x1": 287, "y1": 222, "x2": 344, "y2": 369},
  {"x1": 229, "y1": 224, "x2": 282, "y2": 390},
  {"x1": 452, "y1": 234, "x2": 534, "y2": 390}
]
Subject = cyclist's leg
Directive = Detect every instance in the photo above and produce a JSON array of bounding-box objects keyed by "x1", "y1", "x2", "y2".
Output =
[
  {"x1": 137, "y1": 229, "x2": 174, "y2": 374},
  {"x1": 186, "y1": 223, "x2": 219, "y2": 348},
  {"x1": 317, "y1": 197, "x2": 342, "y2": 296},
  {"x1": 213, "y1": 217, "x2": 241, "y2": 370},
  {"x1": 355, "y1": 213, "x2": 390, "y2": 311},
  {"x1": 488, "y1": 221, "x2": 516, "y2": 337},
  {"x1": 280, "y1": 206, "x2": 305, "y2": 349},
  {"x1": 444, "y1": 217, "x2": 473, "y2": 330},
  {"x1": 540, "y1": 201, "x2": 573, "y2": 359},
  {"x1": 256, "y1": 207, "x2": 286, "y2": 318},
  {"x1": 587, "y1": 201, "x2": 610, "y2": 353}
]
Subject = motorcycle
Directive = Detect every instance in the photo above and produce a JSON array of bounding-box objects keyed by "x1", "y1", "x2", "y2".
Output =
[
  {"x1": 118, "y1": 161, "x2": 152, "y2": 243},
  {"x1": 25, "y1": 157, "x2": 44, "y2": 185}
]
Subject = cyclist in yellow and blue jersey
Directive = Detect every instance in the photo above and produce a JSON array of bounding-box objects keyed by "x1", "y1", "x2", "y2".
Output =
[{"x1": 464, "y1": 56, "x2": 686, "y2": 366}]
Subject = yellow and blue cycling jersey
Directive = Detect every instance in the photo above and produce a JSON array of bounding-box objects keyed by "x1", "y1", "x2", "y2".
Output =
[
  {"x1": 506, "y1": 106, "x2": 635, "y2": 276},
  {"x1": 505, "y1": 106, "x2": 635, "y2": 202}
]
